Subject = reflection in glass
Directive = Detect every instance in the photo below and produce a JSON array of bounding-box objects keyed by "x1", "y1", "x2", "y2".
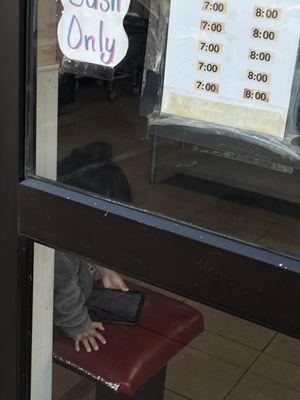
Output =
[{"x1": 33, "y1": 0, "x2": 300, "y2": 259}]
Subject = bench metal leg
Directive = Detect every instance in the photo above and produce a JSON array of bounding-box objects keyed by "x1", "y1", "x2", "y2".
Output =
[{"x1": 95, "y1": 366, "x2": 166, "y2": 400}]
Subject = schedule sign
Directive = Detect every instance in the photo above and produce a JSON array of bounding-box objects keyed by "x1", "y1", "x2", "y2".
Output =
[{"x1": 161, "y1": 0, "x2": 300, "y2": 139}]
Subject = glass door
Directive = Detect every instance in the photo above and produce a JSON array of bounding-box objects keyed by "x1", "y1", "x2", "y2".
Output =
[{"x1": 23, "y1": 0, "x2": 300, "y2": 332}]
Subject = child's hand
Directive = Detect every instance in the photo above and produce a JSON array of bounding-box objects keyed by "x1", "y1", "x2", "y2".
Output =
[
  {"x1": 97, "y1": 267, "x2": 129, "y2": 291},
  {"x1": 74, "y1": 322, "x2": 106, "y2": 352}
]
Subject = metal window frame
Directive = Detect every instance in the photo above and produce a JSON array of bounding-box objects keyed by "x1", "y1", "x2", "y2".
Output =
[
  {"x1": 1, "y1": 0, "x2": 300, "y2": 399},
  {"x1": 19, "y1": 178, "x2": 300, "y2": 338}
]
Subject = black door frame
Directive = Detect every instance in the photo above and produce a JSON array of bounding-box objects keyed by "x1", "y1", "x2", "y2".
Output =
[
  {"x1": 1, "y1": 0, "x2": 300, "y2": 399},
  {"x1": 0, "y1": 0, "x2": 32, "y2": 399},
  {"x1": 19, "y1": 178, "x2": 300, "y2": 335}
]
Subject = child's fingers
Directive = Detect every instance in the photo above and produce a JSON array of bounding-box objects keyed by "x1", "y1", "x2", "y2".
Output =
[
  {"x1": 119, "y1": 279, "x2": 129, "y2": 291},
  {"x1": 74, "y1": 339, "x2": 81, "y2": 352},
  {"x1": 82, "y1": 338, "x2": 92, "y2": 353},
  {"x1": 102, "y1": 276, "x2": 112, "y2": 289},
  {"x1": 94, "y1": 332, "x2": 107, "y2": 345},
  {"x1": 88, "y1": 336, "x2": 99, "y2": 351},
  {"x1": 94, "y1": 322, "x2": 105, "y2": 331}
]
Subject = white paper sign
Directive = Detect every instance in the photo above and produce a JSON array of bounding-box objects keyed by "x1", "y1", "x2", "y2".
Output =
[
  {"x1": 162, "y1": 0, "x2": 300, "y2": 139},
  {"x1": 58, "y1": 0, "x2": 131, "y2": 67}
]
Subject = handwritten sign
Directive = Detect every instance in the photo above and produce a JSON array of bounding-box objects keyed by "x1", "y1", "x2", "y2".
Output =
[
  {"x1": 57, "y1": 0, "x2": 131, "y2": 67},
  {"x1": 162, "y1": 0, "x2": 300, "y2": 139}
]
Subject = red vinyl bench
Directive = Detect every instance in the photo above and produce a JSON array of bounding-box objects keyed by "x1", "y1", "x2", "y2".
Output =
[{"x1": 53, "y1": 283, "x2": 204, "y2": 399}]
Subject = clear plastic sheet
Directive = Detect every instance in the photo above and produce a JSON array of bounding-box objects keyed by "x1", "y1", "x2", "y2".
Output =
[
  {"x1": 60, "y1": 56, "x2": 115, "y2": 80},
  {"x1": 141, "y1": 1, "x2": 300, "y2": 169}
]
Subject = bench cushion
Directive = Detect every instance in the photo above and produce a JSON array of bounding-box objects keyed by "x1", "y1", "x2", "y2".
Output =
[{"x1": 53, "y1": 283, "x2": 204, "y2": 396}]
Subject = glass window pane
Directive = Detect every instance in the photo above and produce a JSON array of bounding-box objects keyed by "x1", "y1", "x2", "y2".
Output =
[
  {"x1": 32, "y1": 243, "x2": 204, "y2": 400},
  {"x1": 29, "y1": 0, "x2": 300, "y2": 260},
  {"x1": 31, "y1": 243, "x2": 300, "y2": 400}
]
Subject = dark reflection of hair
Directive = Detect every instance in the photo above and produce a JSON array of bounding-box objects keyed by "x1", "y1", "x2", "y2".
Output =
[{"x1": 57, "y1": 142, "x2": 132, "y2": 203}]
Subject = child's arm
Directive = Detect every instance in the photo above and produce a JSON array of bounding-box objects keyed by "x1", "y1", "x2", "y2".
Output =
[{"x1": 54, "y1": 251, "x2": 106, "y2": 352}]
